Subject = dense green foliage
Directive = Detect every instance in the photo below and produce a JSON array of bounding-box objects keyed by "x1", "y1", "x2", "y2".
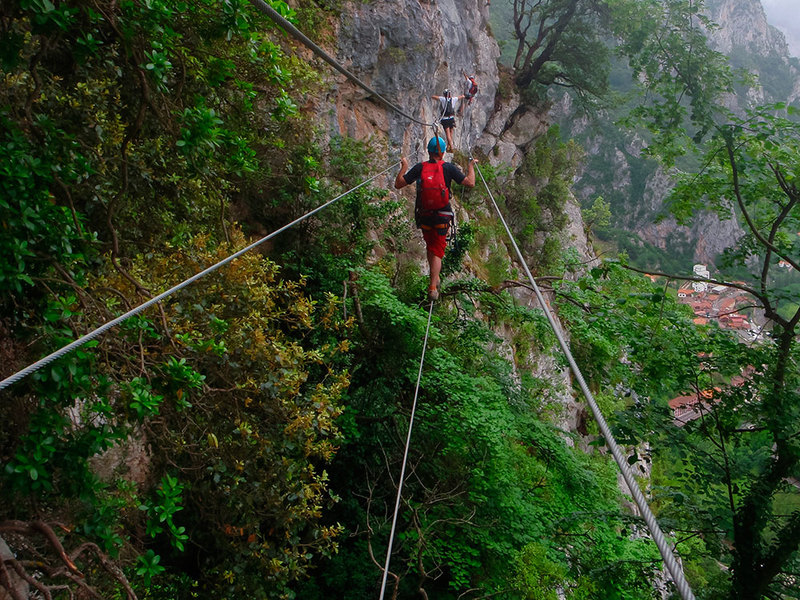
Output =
[
  {"x1": 568, "y1": 0, "x2": 800, "y2": 592},
  {"x1": 0, "y1": 0, "x2": 361, "y2": 597},
  {"x1": 664, "y1": 107, "x2": 800, "y2": 599},
  {"x1": 0, "y1": 0, "x2": 669, "y2": 598},
  {"x1": 300, "y1": 269, "x2": 663, "y2": 599},
  {"x1": 499, "y1": 0, "x2": 800, "y2": 595}
]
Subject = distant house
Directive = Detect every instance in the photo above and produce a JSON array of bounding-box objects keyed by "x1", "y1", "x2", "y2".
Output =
[
  {"x1": 669, "y1": 369, "x2": 754, "y2": 425},
  {"x1": 690, "y1": 300, "x2": 713, "y2": 316},
  {"x1": 670, "y1": 389, "x2": 716, "y2": 424},
  {"x1": 720, "y1": 314, "x2": 749, "y2": 329}
]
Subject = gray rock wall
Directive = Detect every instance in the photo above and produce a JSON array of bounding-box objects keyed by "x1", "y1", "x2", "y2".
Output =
[
  {"x1": 706, "y1": 0, "x2": 789, "y2": 57},
  {"x1": 334, "y1": 0, "x2": 499, "y2": 156}
]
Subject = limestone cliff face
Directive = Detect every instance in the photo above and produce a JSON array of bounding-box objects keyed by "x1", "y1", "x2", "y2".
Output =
[
  {"x1": 706, "y1": 0, "x2": 787, "y2": 55},
  {"x1": 333, "y1": 0, "x2": 499, "y2": 155},
  {"x1": 600, "y1": 147, "x2": 745, "y2": 266},
  {"x1": 706, "y1": 0, "x2": 800, "y2": 104},
  {"x1": 331, "y1": 1, "x2": 564, "y2": 176}
]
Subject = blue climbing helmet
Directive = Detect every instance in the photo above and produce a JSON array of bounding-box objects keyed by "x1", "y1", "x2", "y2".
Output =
[{"x1": 427, "y1": 136, "x2": 447, "y2": 154}]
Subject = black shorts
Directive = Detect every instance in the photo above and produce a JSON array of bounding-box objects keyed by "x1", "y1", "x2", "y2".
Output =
[{"x1": 440, "y1": 117, "x2": 455, "y2": 129}]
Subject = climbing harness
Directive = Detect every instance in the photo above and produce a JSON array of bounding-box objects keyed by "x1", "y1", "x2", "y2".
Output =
[
  {"x1": 416, "y1": 208, "x2": 453, "y2": 239},
  {"x1": 0, "y1": 161, "x2": 403, "y2": 391},
  {"x1": 474, "y1": 164, "x2": 696, "y2": 600},
  {"x1": 378, "y1": 299, "x2": 435, "y2": 600}
]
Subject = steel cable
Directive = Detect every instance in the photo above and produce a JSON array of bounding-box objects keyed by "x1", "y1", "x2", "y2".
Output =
[
  {"x1": 0, "y1": 161, "x2": 400, "y2": 391},
  {"x1": 378, "y1": 299, "x2": 435, "y2": 600}
]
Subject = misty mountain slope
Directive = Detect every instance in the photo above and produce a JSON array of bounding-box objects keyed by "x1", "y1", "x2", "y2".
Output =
[{"x1": 549, "y1": 0, "x2": 800, "y2": 272}]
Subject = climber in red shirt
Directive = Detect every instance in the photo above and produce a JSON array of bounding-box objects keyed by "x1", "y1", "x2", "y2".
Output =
[{"x1": 395, "y1": 136, "x2": 476, "y2": 301}]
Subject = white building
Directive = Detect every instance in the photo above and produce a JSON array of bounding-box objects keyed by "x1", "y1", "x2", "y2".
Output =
[{"x1": 692, "y1": 264, "x2": 709, "y2": 293}]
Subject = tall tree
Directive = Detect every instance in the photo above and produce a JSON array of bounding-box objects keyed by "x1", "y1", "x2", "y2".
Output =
[
  {"x1": 614, "y1": 0, "x2": 733, "y2": 161},
  {"x1": 665, "y1": 109, "x2": 800, "y2": 599},
  {"x1": 512, "y1": 0, "x2": 611, "y2": 102},
  {"x1": 547, "y1": 0, "x2": 800, "y2": 595},
  {"x1": 586, "y1": 0, "x2": 800, "y2": 592}
]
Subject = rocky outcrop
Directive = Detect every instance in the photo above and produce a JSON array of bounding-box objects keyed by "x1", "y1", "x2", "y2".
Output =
[
  {"x1": 334, "y1": 0, "x2": 499, "y2": 155},
  {"x1": 706, "y1": 0, "x2": 789, "y2": 56},
  {"x1": 475, "y1": 90, "x2": 550, "y2": 168},
  {"x1": 706, "y1": 0, "x2": 800, "y2": 105}
]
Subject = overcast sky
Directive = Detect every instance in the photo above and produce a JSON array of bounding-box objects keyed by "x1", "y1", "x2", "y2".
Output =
[{"x1": 761, "y1": 0, "x2": 800, "y2": 57}]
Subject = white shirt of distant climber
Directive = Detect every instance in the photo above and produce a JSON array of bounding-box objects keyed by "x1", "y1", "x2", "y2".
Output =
[{"x1": 438, "y1": 96, "x2": 459, "y2": 115}]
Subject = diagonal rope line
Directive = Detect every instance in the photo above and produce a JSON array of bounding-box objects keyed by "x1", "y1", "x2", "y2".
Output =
[
  {"x1": 474, "y1": 164, "x2": 696, "y2": 600},
  {"x1": 0, "y1": 161, "x2": 400, "y2": 392},
  {"x1": 378, "y1": 299, "x2": 435, "y2": 600},
  {"x1": 249, "y1": 0, "x2": 435, "y2": 128}
]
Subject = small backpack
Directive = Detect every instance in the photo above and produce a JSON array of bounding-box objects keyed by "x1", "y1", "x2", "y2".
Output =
[
  {"x1": 418, "y1": 160, "x2": 449, "y2": 211},
  {"x1": 443, "y1": 97, "x2": 455, "y2": 117}
]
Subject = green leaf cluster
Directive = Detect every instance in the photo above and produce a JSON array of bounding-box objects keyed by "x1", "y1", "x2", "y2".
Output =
[
  {"x1": 500, "y1": 126, "x2": 582, "y2": 272},
  {"x1": 0, "y1": 5, "x2": 354, "y2": 596}
]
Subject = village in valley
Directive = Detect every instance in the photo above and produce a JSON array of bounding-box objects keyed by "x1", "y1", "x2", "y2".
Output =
[
  {"x1": 666, "y1": 264, "x2": 769, "y2": 424},
  {"x1": 674, "y1": 264, "x2": 768, "y2": 342}
]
